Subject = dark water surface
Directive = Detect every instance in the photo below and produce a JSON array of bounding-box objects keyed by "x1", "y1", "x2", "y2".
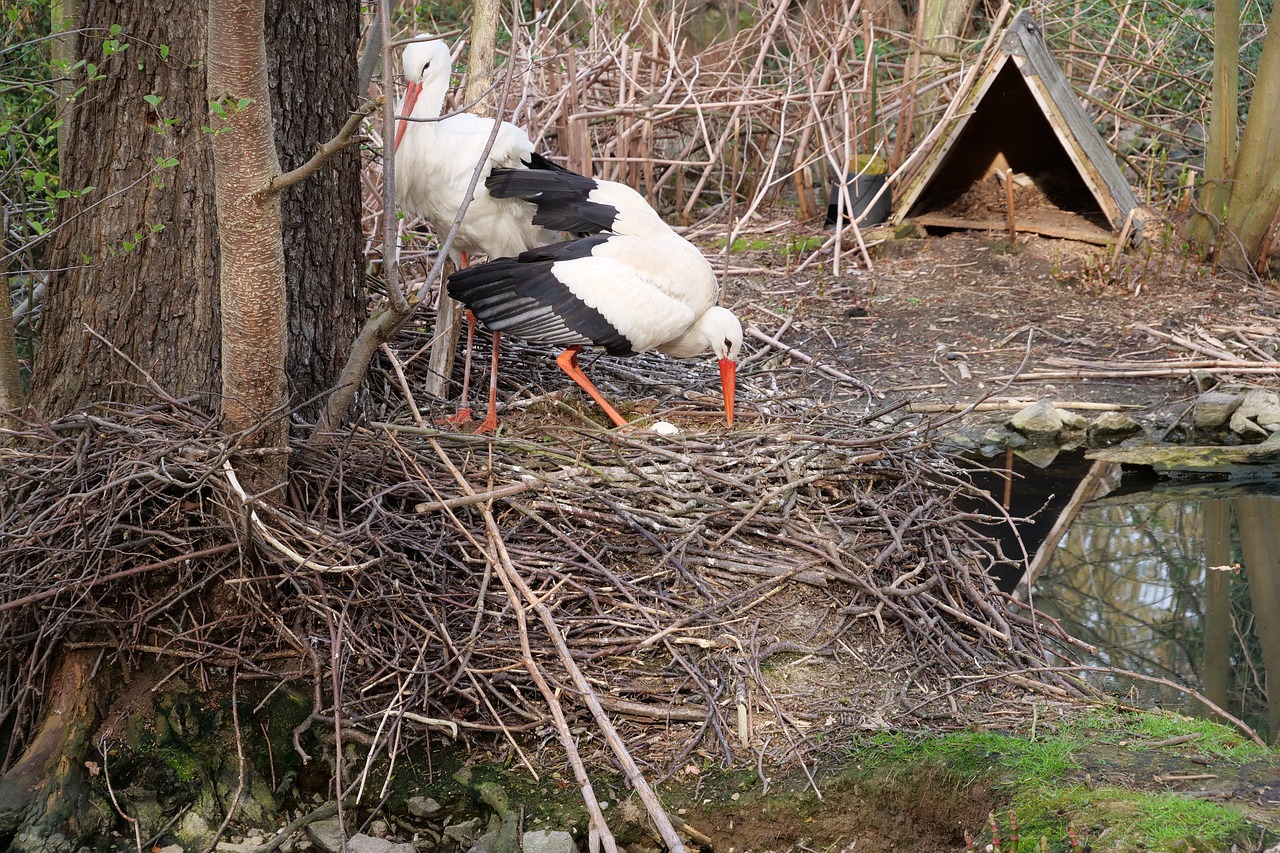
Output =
[{"x1": 964, "y1": 448, "x2": 1280, "y2": 742}]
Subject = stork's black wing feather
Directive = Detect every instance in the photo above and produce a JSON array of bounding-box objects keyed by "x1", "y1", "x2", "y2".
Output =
[{"x1": 448, "y1": 237, "x2": 634, "y2": 356}]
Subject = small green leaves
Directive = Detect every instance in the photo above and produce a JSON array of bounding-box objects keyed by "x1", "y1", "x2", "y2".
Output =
[{"x1": 143, "y1": 94, "x2": 163, "y2": 109}]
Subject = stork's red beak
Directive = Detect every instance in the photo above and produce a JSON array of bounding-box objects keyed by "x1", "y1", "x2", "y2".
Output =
[
  {"x1": 719, "y1": 357, "x2": 736, "y2": 427},
  {"x1": 393, "y1": 81, "x2": 422, "y2": 149}
]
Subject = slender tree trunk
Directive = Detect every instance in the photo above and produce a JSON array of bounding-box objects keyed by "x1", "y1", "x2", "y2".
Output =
[
  {"x1": 1200, "y1": 500, "x2": 1232, "y2": 713},
  {"x1": 0, "y1": 260, "x2": 22, "y2": 420},
  {"x1": 1191, "y1": 1, "x2": 1280, "y2": 271},
  {"x1": 913, "y1": 0, "x2": 976, "y2": 140},
  {"x1": 208, "y1": 0, "x2": 288, "y2": 487},
  {"x1": 1191, "y1": 0, "x2": 1239, "y2": 248},
  {"x1": 1233, "y1": 496, "x2": 1280, "y2": 743}
]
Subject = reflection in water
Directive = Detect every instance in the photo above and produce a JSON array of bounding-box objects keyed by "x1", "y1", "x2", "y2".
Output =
[{"x1": 1025, "y1": 484, "x2": 1280, "y2": 743}]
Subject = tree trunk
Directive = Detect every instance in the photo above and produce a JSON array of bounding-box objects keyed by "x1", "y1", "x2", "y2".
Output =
[
  {"x1": 912, "y1": 0, "x2": 977, "y2": 142},
  {"x1": 1193, "y1": 0, "x2": 1239, "y2": 241},
  {"x1": 265, "y1": 0, "x2": 363, "y2": 423},
  {"x1": 14, "y1": 0, "x2": 363, "y2": 846},
  {"x1": 1191, "y1": 1, "x2": 1280, "y2": 271},
  {"x1": 208, "y1": 0, "x2": 288, "y2": 487},
  {"x1": 33, "y1": 0, "x2": 222, "y2": 414},
  {"x1": 0, "y1": 651, "x2": 111, "y2": 850}
]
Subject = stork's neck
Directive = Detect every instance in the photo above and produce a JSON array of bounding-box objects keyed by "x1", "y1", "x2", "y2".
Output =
[{"x1": 405, "y1": 72, "x2": 449, "y2": 122}]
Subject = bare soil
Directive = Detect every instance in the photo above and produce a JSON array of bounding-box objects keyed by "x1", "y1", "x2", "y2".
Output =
[{"x1": 718, "y1": 226, "x2": 1278, "y2": 432}]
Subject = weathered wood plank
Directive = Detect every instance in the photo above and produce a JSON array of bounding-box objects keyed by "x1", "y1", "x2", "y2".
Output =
[
  {"x1": 912, "y1": 210, "x2": 1115, "y2": 244},
  {"x1": 1001, "y1": 11, "x2": 1141, "y2": 227}
]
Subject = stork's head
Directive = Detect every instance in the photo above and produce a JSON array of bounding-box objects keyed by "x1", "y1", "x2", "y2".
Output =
[
  {"x1": 701, "y1": 306, "x2": 742, "y2": 427},
  {"x1": 395, "y1": 37, "x2": 452, "y2": 148}
]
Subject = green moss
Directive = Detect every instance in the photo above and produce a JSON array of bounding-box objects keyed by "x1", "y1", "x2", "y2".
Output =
[
  {"x1": 1068, "y1": 707, "x2": 1269, "y2": 762},
  {"x1": 840, "y1": 709, "x2": 1275, "y2": 852},
  {"x1": 1012, "y1": 786, "x2": 1252, "y2": 852},
  {"x1": 155, "y1": 746, "x2": 202, "y2": 784}
]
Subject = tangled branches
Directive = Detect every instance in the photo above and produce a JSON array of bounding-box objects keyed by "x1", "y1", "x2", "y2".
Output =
[{"x1": 0, "y1": 358, "x2": 1088, "y2": 790}]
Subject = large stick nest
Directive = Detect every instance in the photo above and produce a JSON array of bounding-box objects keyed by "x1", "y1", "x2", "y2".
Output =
[{"x1": 0, "y1": 340, "x2": 1089, "y2": 778}]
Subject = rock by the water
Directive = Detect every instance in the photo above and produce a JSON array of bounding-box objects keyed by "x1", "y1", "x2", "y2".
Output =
[
  {"x1": 980, "y1": 425, "x2": 1026, "y2": 450},
  {"x1": 1192, "y1": 391, "x2": 1242, "y2": 429},
  {"x1": 1058, "y1": 409, "x2": 1089, "y2": 431},
  {"x1": 523, "y1": 829, "x2": 580, "y2": 853},
  {"x1": 1008, "y1": 400, "x2": 1063, "y2": 438},
  {"x1": 1088, "y1": 411, "x2": 1143, "y2": 439},
  {"x1": 1232, "y1": 388, "x2": 1280, "y2": 435}
]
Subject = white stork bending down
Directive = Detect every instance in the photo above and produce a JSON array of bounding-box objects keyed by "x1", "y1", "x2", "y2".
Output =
[
  {"x1": 446, "y1": 229, "x2": 742, "y2": 429},
  {"x1": 394, "y1": 36, "x2": 556, "y2": 426}
]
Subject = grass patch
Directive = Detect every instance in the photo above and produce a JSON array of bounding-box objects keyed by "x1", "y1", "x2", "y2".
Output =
[
  {"x1": 1068, "y1": 706, "x2": 1270, "y2": 762},
  {"x1": 842, "y1": 708, "x2": 1274, "y2": 852},
  {"x1": 1013, "y1": 786, "x2": 1253, "y2": 852}
]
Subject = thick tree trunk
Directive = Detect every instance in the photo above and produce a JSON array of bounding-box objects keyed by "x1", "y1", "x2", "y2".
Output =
[
  {"x1": 266, "y1": 0, "x2": 363, "y2": 423},
  {"x1": 33, "y1": 0, "x2": 221, "y2": 414},
  {"x1": 0, "y1": 651, "x2": 111, "y2": 850},
  {"x1": 16, "y1": 0, "x2": 363, "y2": 846}
]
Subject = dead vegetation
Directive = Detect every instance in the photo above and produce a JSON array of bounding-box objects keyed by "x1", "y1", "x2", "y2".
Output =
[{"x1": 1, "y1": 338, "x2": 1098, "y2": 841}]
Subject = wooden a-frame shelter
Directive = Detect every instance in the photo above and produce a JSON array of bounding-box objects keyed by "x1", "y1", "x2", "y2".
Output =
[{"x1": 892, "y1": 10, "x2": 1146, "y2": 245}]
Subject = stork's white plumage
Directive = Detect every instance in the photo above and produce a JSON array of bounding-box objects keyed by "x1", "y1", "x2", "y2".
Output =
[
  {"x1": 447, "y1": 230, "x2": 742, "y2": 428},
  {"x1": 394, "y1": 37, "x2": 554, "y2": 261},
  {"x1": 394, "y1": 36, "x2": 556, "y2": 428}
]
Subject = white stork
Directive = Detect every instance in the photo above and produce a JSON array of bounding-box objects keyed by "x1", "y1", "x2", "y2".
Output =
[
  {"x1": 446, "y1": 227, "x2": 742, "y2": 429},
  {"x1": 394, "y1": 36, "x2": 556, "y2": 427}
]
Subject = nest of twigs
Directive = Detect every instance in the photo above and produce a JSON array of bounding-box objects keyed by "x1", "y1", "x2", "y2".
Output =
[{"x1": 0, "y1": 326, "x2": 1093, "y2": 796}]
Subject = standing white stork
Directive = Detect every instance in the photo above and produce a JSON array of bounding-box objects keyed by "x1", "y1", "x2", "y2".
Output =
[
  {"x1": 446, "y1": 228, "x2": 742, "y2": 429},
  {"x1": 394, "y1": 36, "x2": 556, "y2": 427}
]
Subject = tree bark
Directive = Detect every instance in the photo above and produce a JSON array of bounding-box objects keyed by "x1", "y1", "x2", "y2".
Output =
[
  {"x1": 33, "y1": 0, "x2": 222, "y2": 415},
  {"x1": 1191, "y1": 0, "x2": 1239, "y2": 249},
  {"x1": 265, "y1": 0, "x2": 363, "y2": 423},
  {"x1": 0, "y1": 650, "x2": 111, "y2": 850},
  {"x1": 207, "y1": 0, "x2": 288, "y2": 486},
  {"x1": 1191, "y1": 1, "x2": 1280, "y2": 271}
]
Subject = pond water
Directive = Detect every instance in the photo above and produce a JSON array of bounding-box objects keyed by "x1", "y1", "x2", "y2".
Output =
[{"x1": 964, "y1": 448, "x2": 1280, "y2": 743}]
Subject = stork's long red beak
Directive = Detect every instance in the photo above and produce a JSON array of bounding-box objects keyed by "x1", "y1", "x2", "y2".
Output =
[
  {"x1": 393, "y1": 81, "x2": 422, "y2": 149},
  {"x1": 719, "y1": 357, "x2": 736, "y2": 427}
]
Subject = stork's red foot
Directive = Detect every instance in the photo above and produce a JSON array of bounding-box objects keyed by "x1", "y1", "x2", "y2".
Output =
[{"x1": 437, "y1": 406, "x2": 474, "y2": 427}]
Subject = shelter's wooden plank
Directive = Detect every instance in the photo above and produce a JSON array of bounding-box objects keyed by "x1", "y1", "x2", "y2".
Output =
[
  {"x1": 913, "y1": 210, "x2": 1114, "y2": 244},
  {"x1": 1000, "y1": 11, "x2": 1140, "y2": 227}
]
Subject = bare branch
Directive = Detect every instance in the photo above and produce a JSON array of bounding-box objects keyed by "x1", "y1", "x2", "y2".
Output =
[{"x1": 266, "y1": 98, "x2": 384, "y2": 195}]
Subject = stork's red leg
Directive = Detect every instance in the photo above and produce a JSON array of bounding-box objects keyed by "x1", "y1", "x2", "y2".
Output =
[
  {"x1": 555, "y1": 346, "x2": 628, "y2": 428},
  {"x1": 442, "y1": 252, "x2": 474, "y2": 426},
  {"x1": 477, "y1": 331, "x2": 502, "y2": 433}
]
